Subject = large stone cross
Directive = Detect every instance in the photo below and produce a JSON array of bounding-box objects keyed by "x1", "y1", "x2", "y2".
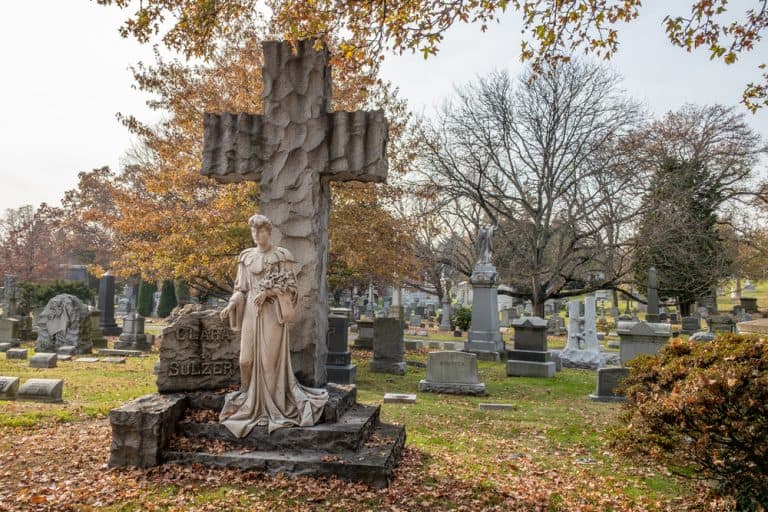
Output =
[{"x1": 201, "y1": 40, "x2": 388, "y2": 386}]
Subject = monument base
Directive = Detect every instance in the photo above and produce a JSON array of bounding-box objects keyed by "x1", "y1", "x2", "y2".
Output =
[
  {"x1": 369, "y1": 360, "x2": 406, "y2": 375},
  {"x1": 326, "y1": 364, "x2": 357, "y2": 384},
  {"x1": 506, "y1": 360, "x2": 556, "y2": 378},
  {"x1": 108, "y1": 384, "x2": 405, "y2": 488},
  {"x1": 464, "y1": 338, "x2": 504, "y2": 361},
  {"x1": 100, "y1": 323, "x2": 122, "y2": 337},
  {"x1": 115, "y1": 334, "x2": 150, "y2": 351},
  {"x1": 418, "y1": 380, "x2": 486, "y2": 395},
  {"x1": 589, "y1": 367, "x2": 630, "y2": 402}
]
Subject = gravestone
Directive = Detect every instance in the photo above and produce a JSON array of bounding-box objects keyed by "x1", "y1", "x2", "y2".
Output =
[
  {"x1": 408, "y1": 315, "x2": 422, "y2": 327},
  {"x1": 202, "y1": 40, "x2": 388, "y2": 387},
  {"x1": 0, "y1": 376, "x2": 19, "y2": 400},
  {"x1": 690, "y1": 331, "x2": 716, "y2": 342},
  {"x1": 506, "y1": 317, "x2": 556, "y2": 378},
  {"x1": 0, "y1": 343, "x2": 11, "y2": 353},
  {"x1": 115, "y1": 312, "x2": 149, "y2": 351},
  {"x1": 464, "y1": 263, "x2": 503, "y2": 361},
  {"x1": 589, "y1": 367, "x2": 630, "y2": 402},
  {"x1": 560, "y1": 296, "x2": 601, "y2": 369},
  {"x1": 353, "y1": 318, "x2": 374, "y2": 349},
  {"x1": 546, "y1": 315, "x2": 565, "y2": 336},
  {"x1": 645, "y1": 266, "x2": 660, "y2": 323},
  {"x1": 383, "y1": 393, "x2": 416, "y2": 404},
  {"x1": 680, "y1": 316, "x2": 701, "y2": 335},
  {"x1": 740, "y1": 297, "x2": 758, "y2": 314},
  {"x1": 6, "y1": 348, "x2": 27, "y2": 360},
  {"x1": 708, "y1": 315, "x2": 736, "y2": 334},
  {"x1": 326, "y1": 314, "x2": 356, "y2": 384},
  {"x1": 98, "y1": 272, "x2": 121, "y2": 336},
  {"x1": 30, "y1": 353, "x2": 57, "y2": 368},
  {"x1": 0, "y1": 317, "x2": 20, "y2": 347},
  {"x1": 156, "y1": 309, "x2": 240, "y2": 392},
  {"x1": 35, "y1": 294, "x2": 92, "y2": 355},
  {"x1": 89, "y1": 309, "x2": 108, "y2": 349},
  {"x1": 617, "y1": 321, "x2": 671, "y2": 365},
  {"x1": 18, "y1": 378, "x2": 64, "y2": 403},
  {"x1": 370, "y1": 317, "x2": 405, "y2": 375},
  {"x1": 439, "y1": 297, "x2": 452, "y2": 331},
  {"x1": 419, "y1": 351, "x2": 485, "y2": 395},
  {"x1": 500, "y1": 307, "x2": 518, "y2": 327},
  {"x1": 103, "y1": 357, "x2": 127, "y2": 364}
]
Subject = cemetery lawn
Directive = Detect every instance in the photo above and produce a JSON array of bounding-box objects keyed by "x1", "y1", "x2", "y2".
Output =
[{"x1": 0, "y1": 347, "x2": 721, "y2": 511}]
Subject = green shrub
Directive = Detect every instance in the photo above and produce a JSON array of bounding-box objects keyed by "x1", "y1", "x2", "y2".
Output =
[
  {"x1": 157, "y1": 280, "x2": 178, "y2": 318},
  {"x1": 614, "y1": 335, "x2": 768, "y2": 509},
  {"x1": 137, "y1": 281, "x2": 157, "y2": 317},
  {"x1": 174, "y1": 280, "x2": 191, "y2": 305},
  {"x1": 20, "y1": 280, "x2": 93, "y2": 307},
  {"x1": 452, "y1": 305, "x2": 472, "y2": 331}
]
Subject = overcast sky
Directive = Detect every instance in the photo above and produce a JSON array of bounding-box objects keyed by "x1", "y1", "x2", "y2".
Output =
[{"x1": 1, "y1": 1, "x2": 766, "y2": 212}]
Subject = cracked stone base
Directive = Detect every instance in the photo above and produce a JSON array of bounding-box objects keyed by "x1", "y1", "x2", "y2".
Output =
[
  {"x1": 418, "y1": 380, "x2": 486, "y2": 395},
  {"x1": 506, "y1": 360, "x2": 556, "y2": 378}
]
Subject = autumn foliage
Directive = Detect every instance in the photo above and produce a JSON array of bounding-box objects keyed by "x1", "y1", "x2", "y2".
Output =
[{"x1": 615, "y1": 335, "x2": 768, "y2": 509}]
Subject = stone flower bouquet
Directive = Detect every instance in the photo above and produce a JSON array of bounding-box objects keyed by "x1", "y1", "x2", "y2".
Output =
[{"x1": 252, "y1": 269, "x2": 295, "y2": 315}]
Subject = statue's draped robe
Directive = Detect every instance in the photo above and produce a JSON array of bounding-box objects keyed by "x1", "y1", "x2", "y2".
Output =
[{"x1": 220, "y1": 246, "x2": 328, "y2": 436}]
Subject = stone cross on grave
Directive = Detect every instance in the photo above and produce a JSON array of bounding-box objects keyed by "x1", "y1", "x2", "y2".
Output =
[{"x1": 201, "y1": 40, "x2": 388, "y2": 387}]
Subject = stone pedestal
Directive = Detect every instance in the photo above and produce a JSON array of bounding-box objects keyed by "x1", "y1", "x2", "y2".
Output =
[
  {"x1": 439, "y1": 298, "x2": 452, "y2": 331},
  {"x1": 0, "y1": 317, "x2": 20, "y2": 347},
  {"x1": 88, "y1": 310, "x2": 108, "y2": 348},
  {"x1": 617, "y1": 321, "x2": 671, "y2": 365},
  {"x1": 326, "y1": 315, "x2": 356, "y2": 384},
  {"x1": 740, "y1": 297, "x2": 758, "y2": 314},
  {"x1": 589, "y1": 367, "x2": 629, "y2": 402},
  {"x1": 464, "y1": 263, "x2": 503, "y2": 361},
  {"x1": 98, "y1": 273, "x2": 122, "y2": 336},
  {"x1": 506, "y1": 317, "x2": 556, "y2": 378},
  {"x1": 419, "y1": 351, "x2": 485, "y2": 395},
  {"x1": 353, "y1": 319, "x2": 374, "y2": 350},
  {"x1": 116, "y1": 312, "x2": 150, "y2": 351},
  {"x1": 370, "y1": 317, "x2": 405, "y2": 375}
]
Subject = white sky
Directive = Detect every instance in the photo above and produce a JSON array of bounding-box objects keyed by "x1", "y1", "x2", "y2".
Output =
[{"x1": 0, "y1": 1, "x2": 766, "y2": 212}]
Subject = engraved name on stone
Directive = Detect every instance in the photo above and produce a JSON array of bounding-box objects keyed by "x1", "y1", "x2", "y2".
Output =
[{"x1": 167, "y1": 360, "x2": 235, "y2": 378}]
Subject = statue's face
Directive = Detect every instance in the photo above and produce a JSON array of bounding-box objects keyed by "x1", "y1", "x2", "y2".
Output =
[{"x1": 251, "y1": 226, "x2": 271, "y2": 247}]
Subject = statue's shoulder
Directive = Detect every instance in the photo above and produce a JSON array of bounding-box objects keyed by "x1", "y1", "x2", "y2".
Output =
[
  {"x1": 238, "y1": 247, "x2": 258, "y2": 263},
  {"x1": 274, "y1": 246, "x2": 296, "y2": 263}
]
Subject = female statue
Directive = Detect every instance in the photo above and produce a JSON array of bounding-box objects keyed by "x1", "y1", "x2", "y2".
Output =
[{"x1": 219, "y1": 214, "x2": 328, "y2": 436}]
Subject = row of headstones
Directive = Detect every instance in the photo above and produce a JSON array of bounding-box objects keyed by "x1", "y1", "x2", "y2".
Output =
[
  {"x1": 4, "y1": 349, "x2": 128, "y2": 366},
  {"x1": 0, "y1": 376, "x2": 63, "y2": 403}
]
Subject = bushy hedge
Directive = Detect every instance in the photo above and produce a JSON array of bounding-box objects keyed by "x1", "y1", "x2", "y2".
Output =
[
  {"x1": 20, "y1": 280, "x2": 93, "y2": 308},
  {"x1": 452, "y1": 305, "x2": 472, "y2": 331},
  {"x1": 157, "y1": 280, "x2": 177, "y2": 318},
  {"x1": 614, "y1": 335, "x2": 768, "y2": 509},
  {"x1": 137, "y1": 281, "x2": 156, "y2": 317}
]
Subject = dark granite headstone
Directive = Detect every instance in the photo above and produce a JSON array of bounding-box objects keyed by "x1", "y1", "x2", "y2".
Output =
[
  {"x1": 326, "y1": 315, "x2": 356, "y2": 384},
  {"x1": 98, "y1": 273, "x2": 121, "y2": 336},
  {"x1": 507, "y1": 317, "x2": 555, "y2": 378},
  {"x1": 370, "y1": 317, "x2": 405, "y2": 375},
  {"x1": 589, "y1": 367, "x2": 629, "y2": 402},
  {"x1": 740, "y1": 297, "x2": 758, "y2": 314}
]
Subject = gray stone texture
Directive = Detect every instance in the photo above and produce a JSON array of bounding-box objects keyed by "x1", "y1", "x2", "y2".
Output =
[
  {"x1": 353, "y1": 319, "x2": 374, "y2": 349},
  {"x1": 617, "y1": 321, "x2": 671, "y2": 365},
  {"x1": 383, "y1": 393, "x2": 416, "y2": 404},
  {"x1": 30, "y1": 353, "x2": 57, "y2": 368},
  {"x1": 418, "y1": 351, "x2": 485, "y2": 395},
  {"x1": 35, "y1": 294, "x2": 92, "y2": 354},
  {"x1": 681, "y1": 316, "x2": 701, "y2": 334},
  {"x1": 0, "y1": 343, "x2": 11, "y2": 352},
  {"x1": 560, "y1": 296, "x2": 602, "y2": 369},
  {"x1": 690, "y1": 331, "x2": 716, "y2": 342},
  {"x1": 370, "y1": 317, "x2": 405, "y2": 375},
  {"x1": 108, "y1": 393, "x2": 187, "y2": 468},
  {"x1": 6, "y1": 348, "x2": 27, "y2": 360},
  {"x1": 708, "y1": 315, "x2": 736, "y2": 334},
  {"x1": 89, "y1": 310, "x2": 108, "y2": 349},
  {"x1": 479, "y1": 403, "x2": 515, "y2": 411},
  {"x1": 0, "y1": 317, "x2": 20, "y2": 345},
  {"x1": 740, "y1": 297, "x2": 758, "y2": 313},
  {"x1": 646, "y1": 266, "x2": 660, "y2": 323},
  {"x1": 326, "y1": 314, "x2": 356, "y2": 384},
  {"x1": 0, "y1": 376, "x2": 20, "y2": 400},
  {"x1": 464, "y1": 263, "x2": 504, "y2": 360},
  {"x1": 589, "y1": 367, "x2": 630, "y2": 402},
  {"x1": 18, "y1": 378, "x2": 63, "y2": 403},
  {"x1": 201, "y1": 40, "x2": 388, "y2": 387},
  {"x1": 98, "y1": 273, "x2": 121, "y2": 336},
  {"x1": 156, "y1": 309, "x2": 240, "y2": 393},
  {"x1": 507, "y1": 316, "x2": 556, "y2": 378},
  {"x1": 115, "y1": 312, "x2": 149, "y2": 351}
]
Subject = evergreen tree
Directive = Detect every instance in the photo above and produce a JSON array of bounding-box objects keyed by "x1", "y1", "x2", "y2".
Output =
[
  {"x1": 174, "y1": 280, "x2": 191, "y2": 305},
  {"x1": 632, "y1": 159, "x2": 730, "y2": 316},
  {"x1": 136, "y1": 281, "x2": 156, "y2": 317},
  {"x1": 157, "y1": 279, "x2": 178, "y2": 318}
]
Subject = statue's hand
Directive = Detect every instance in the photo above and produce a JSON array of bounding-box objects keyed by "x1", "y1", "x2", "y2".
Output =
[{"x1": 220, "y1": 303, "x2": 234, "y2": 321}]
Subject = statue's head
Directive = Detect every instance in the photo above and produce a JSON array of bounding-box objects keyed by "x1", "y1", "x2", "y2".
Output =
[{"x1": 248, "y1": 214, "x2": 272, "y2": 247}]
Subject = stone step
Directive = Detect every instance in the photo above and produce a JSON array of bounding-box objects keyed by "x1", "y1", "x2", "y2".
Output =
[
  {"x1": 98, "y1": 348, "x2": 146, "y2": 357},
  {"x1": 177, "y1": 404, "x2": 380, "y2": 452},
  {"x1": 162, "y1": 422, "x2": 406, "y2": 488}
]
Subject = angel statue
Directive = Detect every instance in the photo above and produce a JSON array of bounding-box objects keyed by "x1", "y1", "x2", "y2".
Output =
[
  {"x1": 477, "y1": 223, "x2": 497, "y2": 265},
  {"x1": 219, "y1": 214, "x2": 328, "y2": 436}
]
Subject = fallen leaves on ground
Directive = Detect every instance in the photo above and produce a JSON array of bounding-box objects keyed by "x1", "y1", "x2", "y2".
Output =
[{"x1": 0, "y1": 419, "x2": 736, "y2": 511}]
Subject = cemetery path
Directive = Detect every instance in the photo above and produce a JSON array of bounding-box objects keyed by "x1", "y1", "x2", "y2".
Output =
[{"x1": 0, "y1": 418, "x2": 728, "y2": 511}]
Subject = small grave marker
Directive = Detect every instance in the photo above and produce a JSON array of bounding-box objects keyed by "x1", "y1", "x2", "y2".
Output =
[
  {"x1": 75, "y1": 357, "x2": 100, "y2": 363},
  {"x1": 479, "y1": 403, "x2": 515, "y2": 411},
  {"x1": 0, "y1": 376, "x2": 20, "y2": 400},
  {"x1": 18, "y1": 378, "x2": 64, "y2": 403},
  {"x1": 103, "y1": 357, "x2": 127, "y2": 364},
  {"x1": 29, "y1": 353, "x2": 57, "y2": 368},
  {"x1": 383, "y1": 393, "x2": 416, "y2": 404},
  {"x1": 6, "y1": 348, "x2": 27, "y2": 360}
]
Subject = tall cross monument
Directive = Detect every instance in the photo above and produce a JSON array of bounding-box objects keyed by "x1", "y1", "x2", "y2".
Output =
[{"x1": 201, "y1": 40, "x2": 388, "y2": 386}]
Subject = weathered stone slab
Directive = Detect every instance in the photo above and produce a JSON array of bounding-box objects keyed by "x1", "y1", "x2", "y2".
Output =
[
  {"x1": 370, "y1": 318, "x2": 405, "y2": 375},
  {"x1": 156, "y1": 309, "x2": 240, "y2": 393},
  {"x1": 0, "y1": 317, "x2": 20, "y2": 345},
  {"x1": 29, "y1": 353, "x2": 57, "y2": 368},
  {"x1": 589, "y1": 367, "x2": 630, "y2": 402},
  {"x1": 103, "y1": 357, "x2": 126, "y2": 364},
  {"x1": 108, "y1": 393, "x2": 187, "y2": 468},
  {"x1": 383, "y1": 393, "x2": 416, "y2": 404},
  {"x1": 326, "y1": 315, "x2": 356, "y2": 384},
  {"x1": 0, "y1": 376, "x2": 20, "y2": 400},
  {"x1": 57, "y1": 355, "x2": 73, "y2": 361},
  {"x1": 35, "y1": 294, "x2": 92, "y2": 354},
  {"x1": 75, "y1": 357, "x2": 100, "y2": 363},
  {"x1": 17, "y1": 378, "x2": 63, "y2": 403},
  {"x1": 163, "y1": 422, "x2": 405, "y2": 488},
  {"x1": 353, "y1": 319, "x2": 374, "y2": 350},
  {"x1": 506, "y1": 360, "x2": 556, "y2": 378},
  {"x1": 57, "y1": 345, "x2": 78, "y2": 356},
  {"x1": 690, "y1": 331, "x2": 716, "y2": 342},
  {"x1": 479, "y1": 403, "x2": 515, "y2": 411},
  {"x1": 0, "y1": 343, "x2": 12, "y2": 352},
  {"x1": 418, "y1": 351, "x2": 485, "y2": 395},
  {"x1": 115, "y1": 312, "x2": 149, "y2": 351},
  {"x1": 98, "y1": 348, "x2": 144, "y2": 357},
  {"x1": 6, "y1": 348, "x2": 27, "y2": 360},
  {"x1": 617, "y1": 321, "x2": 671, "y2": 365}
]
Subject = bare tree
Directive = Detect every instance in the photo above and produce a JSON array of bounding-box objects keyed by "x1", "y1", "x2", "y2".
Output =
[{"x1": 415, "y1": 62, "x2": 643, "y2": 316}]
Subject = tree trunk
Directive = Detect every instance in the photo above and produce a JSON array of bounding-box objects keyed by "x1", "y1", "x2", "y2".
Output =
[
  {"x1": 533, "y1": 300, "x2": 545, "y2": 318},
  {"x1": 732, "y1": 277, "x2": 742, "y2": 300},
  {"x1": 680, "y1": 301, "x2": 692, "y2": 317}
]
